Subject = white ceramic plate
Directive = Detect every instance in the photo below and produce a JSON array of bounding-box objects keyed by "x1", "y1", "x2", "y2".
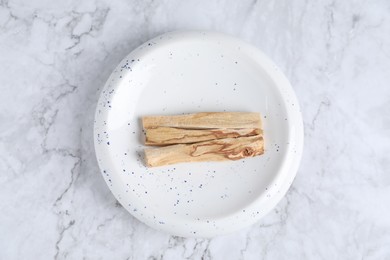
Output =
[{"x1": 94, "y1": 31, "x2": 303, "y2": 238}]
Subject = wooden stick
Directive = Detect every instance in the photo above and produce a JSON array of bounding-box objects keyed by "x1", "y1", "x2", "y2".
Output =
[
  {"x1": 145, "y1": 127, "x2": 262, "y2": 146},
  {"x1": 144, "y1": 135, "x2": 264, "y2": 167},
  {"x1": 142, "y1": 112, "x2": 262, "y2": 130}
]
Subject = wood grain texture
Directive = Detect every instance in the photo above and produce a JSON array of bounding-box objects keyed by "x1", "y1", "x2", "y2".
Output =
[
  {"x1": 142, "y1": 112, "x2": 262, "y2": 130},
  {"x1": 144, "y1": 135, "x2": 264, "y2": 167},
  {"x1": 145, "y1": 127, "x2": 262, "y2": 146}
]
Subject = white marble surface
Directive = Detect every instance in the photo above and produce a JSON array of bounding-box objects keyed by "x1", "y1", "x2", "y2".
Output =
[{"x1": 1, "y1": 0, "x2": 389, "y2": 259}]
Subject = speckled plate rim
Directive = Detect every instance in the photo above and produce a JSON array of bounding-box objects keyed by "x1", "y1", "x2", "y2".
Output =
[{"x1": 94, "y1": 31, "x2": 304, "y2": 238}]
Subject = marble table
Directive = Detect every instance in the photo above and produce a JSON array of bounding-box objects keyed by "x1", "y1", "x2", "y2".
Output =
[{"x1": 1, "y1": 0, "x2": 389, "y2": 259}]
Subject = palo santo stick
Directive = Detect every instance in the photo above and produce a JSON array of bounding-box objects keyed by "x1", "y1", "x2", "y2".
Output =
[
  {"x1": 145, "y1": 127, "x2": 262, "y2": 146},
  {"x1": 142, "y1": 112, "x2": 262, "y2": 130},
  {"x1": 144, "y1": 135, "x2": 264, "y2": 167}
]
